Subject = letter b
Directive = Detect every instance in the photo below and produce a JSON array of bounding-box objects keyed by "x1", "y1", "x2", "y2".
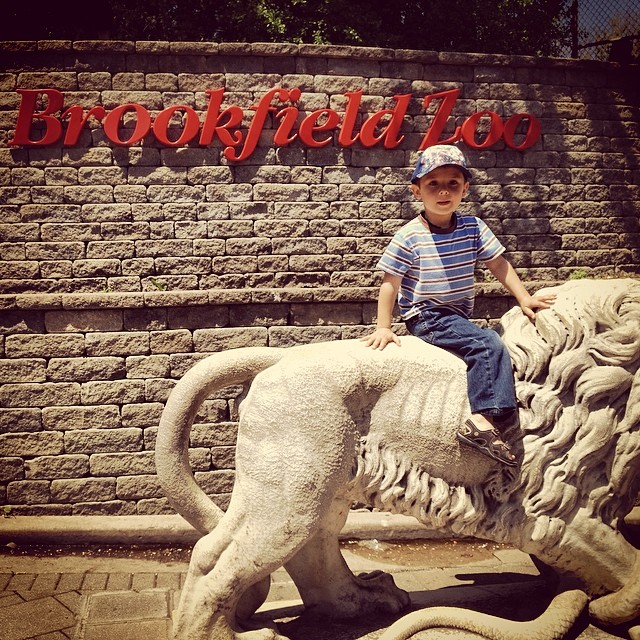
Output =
[{"x1": 9, "y1": 89, "x2": 65, "y2": 146}]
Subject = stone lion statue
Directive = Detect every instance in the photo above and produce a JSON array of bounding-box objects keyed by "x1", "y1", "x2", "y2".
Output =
[{"x1": 155, "y1": 278, "x2": 640, "y2": 640}]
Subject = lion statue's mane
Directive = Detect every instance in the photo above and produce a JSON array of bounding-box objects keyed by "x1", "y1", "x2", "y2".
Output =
[
  {"x1": 504, "y1": 279, "x2": 640, "y2": 530},
  {"x1": 348, "y1": 279, "x2": 640, "y2": 550}
]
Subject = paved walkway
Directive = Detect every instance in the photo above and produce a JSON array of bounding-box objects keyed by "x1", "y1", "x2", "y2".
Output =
[{"x1": 0, "y1": 539, "x2": 628, "y2": 640}]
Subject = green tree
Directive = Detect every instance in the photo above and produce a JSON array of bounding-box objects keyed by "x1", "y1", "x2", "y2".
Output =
[{"x1": 1, "y1": 0, "x2": 572, "y2": 57}]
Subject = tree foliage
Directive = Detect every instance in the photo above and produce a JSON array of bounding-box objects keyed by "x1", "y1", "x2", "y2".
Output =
[{"x1": 3, "y1": 0, "x2": 572, "y2": 57}]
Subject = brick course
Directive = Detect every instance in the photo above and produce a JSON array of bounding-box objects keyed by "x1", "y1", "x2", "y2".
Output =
[{"x1": 0, "y1": 40, "x2": 638, "y2": 515}]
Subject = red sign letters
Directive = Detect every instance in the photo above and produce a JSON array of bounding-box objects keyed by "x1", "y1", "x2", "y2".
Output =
[{"x1": 9, "y1": 87, "x2": 541, "y2": 158}]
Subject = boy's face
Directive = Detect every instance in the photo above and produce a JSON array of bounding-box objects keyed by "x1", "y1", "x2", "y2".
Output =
[{"x1": 410, "y1": 165, "x2": 469, "y2": 223}]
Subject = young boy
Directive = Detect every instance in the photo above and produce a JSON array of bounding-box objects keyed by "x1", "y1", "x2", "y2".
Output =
[{"x1": 362, "y1": 144, "x2": 555, "y2": 466}]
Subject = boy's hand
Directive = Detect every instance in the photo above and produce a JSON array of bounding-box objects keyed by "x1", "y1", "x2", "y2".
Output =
[
  {"x1": 520, "y1": 293, "x2": 557, "y2": 321},
  {"x1": 361, "y1": 327, "x2": 401, "y2": 350}
]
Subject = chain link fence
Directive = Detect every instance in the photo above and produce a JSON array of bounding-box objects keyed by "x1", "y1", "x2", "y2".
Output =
[{"x1": 559, "y1": 0, "x2": 640, "y2": 61}]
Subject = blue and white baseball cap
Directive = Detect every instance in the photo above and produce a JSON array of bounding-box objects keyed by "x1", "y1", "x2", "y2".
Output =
[{"x1": 411, "y1": 145, "x2": 472, "y2": 184}]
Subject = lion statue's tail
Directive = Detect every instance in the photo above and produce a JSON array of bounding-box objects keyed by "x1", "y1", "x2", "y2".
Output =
[{"x1": 155, "y1": 346, "x2": 286, "y2": 534}]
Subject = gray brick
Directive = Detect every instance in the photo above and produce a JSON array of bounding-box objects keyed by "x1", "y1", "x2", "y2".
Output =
[
  {"x1": 72, "y1": 500, "x2": 137, "y2": 515},
  {"x1": 145, "y1": 378, "x2": 175, "y2": 402},
  {"x1": 228, "y1": 304, "x2": 288, "y2": 327},
  {"x1": 0, "y1": 457, "x2": 24, "y2": 482},
  {"x1": 189, "y1": 447, "x2": 211, "y2": 471},
  {"x1": 0, "y1": 408, "x2": 41, "y2": 433},
  {"x1": 125, "y1": 354, "x2": 170, "y2": 378},
  {"x1": 4, "y1": 334, "x2": 85, "y2": 358},
  {"x1": 121, "y1": 402, "x2": 164, "y2": 428},
  {"x1": 211, "y1": 445, "x2": 235, "y2": 469},
  {"x1": 42, "y1": 405, "x2": 121, "y2": 430},
  {"x1": 47, "y1": 356, "x2": 125, "y2": 382},
  {"x1": 155, "y1": 257, "x2": 211, "y2": 274},
  {"x1": 196, "y1": 399, "x2": 229, "y2": 422},
  {"x1": 87, "y1": 240, "x2": 135, "y2": 259},
  {"x1": 25, "y1": 454, "x2": 89, "y2": 479},
  {"x1": 7, "y1": 479, "x2": 51, "y2": 504},
  {"x1": 0, "y1": 308, "x2": 32, "y2": 335},
  {"x1": 81, "y1": 380, "x2": 146, "y2": 404},
  {"x1": 194, "y1": 470, "x2": 235, "y2": 494},
  {"x1": 190, "y1": 422, "x2": 238, "y2": 448},
  {"x1": 0, "y1": 358, "x2": 46, "y2": 383},
  {"x1": 51, "y1": 477, "x2": 116, "y2": 502},
  {"x1": 123, "y1": 308, "x2": 167, "y2": 331},
  {"x1": 116, "y1": 474, "x2": 163, "y2": 499},
  {"x1": 101, "y1": 222, "x2": 150, "y2": 240},
  {"x1": 150, "y1": 329, "x2": 193, "y2": 353},
  {"x1": 72, "y1": 259, "x2": 121, "y2": 277},
  {"x1": 0, "y1": 431, "x2": 64, "y2": 456},
  {"x1": 0, "y1": 261, "x2": 39, "y2": 279},
  {"x1": 0, "y1": 382, "x2": 80, "y2": 408},
  {"x1": 192, "y1": 328, "x2": 268, "y2": 352},
  {"x1": 85, "y1": 331, "x2": 149, "y2": 356},
  {"x1": 168, "y1": 352, "x2": 210, "y2": 378},
  {"x1": 64, "y1": 428, "x2": 143, "y2": 453},
  {"x1": 136, "y1": 497, "x2": 174, "y2": 515},
  {"x1": 167, "y1": 306, "x2": 228, "y2": 329},
  {"x1": 90, "y1": 451, "x2": 156, "y2": 476},
  {"x1": 45, "y1": 310, "x2": 123, "y2": 333},
  {"x1": 25, "y1": 242, "x2": 85, "y2": 260}
]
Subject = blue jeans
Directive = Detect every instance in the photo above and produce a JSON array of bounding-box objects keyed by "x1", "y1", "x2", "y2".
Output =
[{"x1": 405, "y1": 307, "x2": 516, "y2": 417}]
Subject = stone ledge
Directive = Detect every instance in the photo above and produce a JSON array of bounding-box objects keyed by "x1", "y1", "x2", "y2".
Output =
[
  {"x1": 1, "y1": 507, "x2": 638, "y2": 545},
  {"x1": 0, "y1": 40, "x2": 632, "y2": 71},
  {"x1": 0, "y1": 283, "x2": 561, "y2": 311},
  {"x1": 0, "y1": 512, "x2": 435, "y2": 545}
]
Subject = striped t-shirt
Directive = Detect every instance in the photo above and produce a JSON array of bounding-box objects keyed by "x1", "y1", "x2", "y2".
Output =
[{"x1": 377, "y1": 213, "x2": 505, "y2": 319}]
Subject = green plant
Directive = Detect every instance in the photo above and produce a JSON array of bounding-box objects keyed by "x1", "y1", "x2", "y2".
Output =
[
  {"x1": 569, "y1": 269, "x2": 589, "y2": 280},
  {"x1": 149, "y1": 278, "x2": 167, "y2": 291}
]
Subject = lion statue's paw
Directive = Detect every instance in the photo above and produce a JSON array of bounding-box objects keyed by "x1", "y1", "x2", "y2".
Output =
[
  {"x1": 338, "y1": 570, "x2": 411, "y2": 618},
  {"x1": 357, "y1": 570, "x2": 412, "y2": 610}
]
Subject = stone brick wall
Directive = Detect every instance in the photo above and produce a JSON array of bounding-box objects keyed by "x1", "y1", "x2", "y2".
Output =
[{"x1": 0, "y1": 40, "x2": 638, "y2": 515}]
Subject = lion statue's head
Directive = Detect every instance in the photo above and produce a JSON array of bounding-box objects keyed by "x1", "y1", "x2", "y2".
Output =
[{"x1": 498, "y1": 278, "x2": 640, "y2": 537}]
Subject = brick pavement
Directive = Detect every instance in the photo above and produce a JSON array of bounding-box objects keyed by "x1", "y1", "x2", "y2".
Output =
[{"x1": 0, "y1": 543, "x2": 629, "y2": 640}]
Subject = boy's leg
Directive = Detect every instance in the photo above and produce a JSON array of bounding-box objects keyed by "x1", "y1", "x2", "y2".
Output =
[
  {"x1": 406, "y1": 308, "x2": 516, "y2": 413},
  {"x1": 406, "y1": 308, "x2": 517, "y2": 465}
]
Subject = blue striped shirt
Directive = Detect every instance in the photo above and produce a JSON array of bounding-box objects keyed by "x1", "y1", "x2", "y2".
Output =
[{"x1": 377, "y1": 214, "x2": 505, "y2": 319}]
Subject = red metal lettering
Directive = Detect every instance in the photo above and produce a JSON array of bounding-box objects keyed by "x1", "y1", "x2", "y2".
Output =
[
  {"x1": 337, "y1": 90, "x2": 362, "y2": 147},
  {"x1": 8, "y1": 86, "x2": 542, "y2": 157},
  {"x1": 61, "y1": 105, "x2": 107, "y2": 145},
  {"x1": 359, "y1": 94, "x2": 411, "y2": 148},
  {"x1": 419, "y1": 88, "x2": 462, "y2": 149},
  {"x1": 273, "y1": 106, "x2": 299, "y2": 146},
  {"x1": 153, "y1": 105, "x2": 200, "y2": 147},
  {"x1": 199, "y1": 89, "x2": 244, "y2": 147},
  {"x1": 298, "y1": 109, "x2": 340, "y2": 147},
  {"x1": 226, "y1": 88, "x2": 301, "y2": 162},
  {"x1": 503, "y1": 113, "x2": 541, "y2": 150},
  {"x1": 461, "y1": 110, "x2": 504, "y2": 149},
  {"x1": 103, "y1": 104, "x2": 151, "y2": 145},
  {"x1": 9, "y1": 89, "x2": 65, "y2": 146}
]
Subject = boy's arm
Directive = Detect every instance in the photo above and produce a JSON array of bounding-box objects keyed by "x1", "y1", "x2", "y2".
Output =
[
  {"x1": 485, "y1": 255, "x2": 556, "y2": 320},
  {"x1": 361, "y1": 272, "x2": 403, "y2": 349}
]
